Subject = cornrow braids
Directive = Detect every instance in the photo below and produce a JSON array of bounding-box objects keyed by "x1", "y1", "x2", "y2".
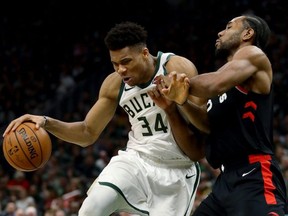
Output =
[{"x1": 243, "y1": 14, "x2": 271, "y2": 50}]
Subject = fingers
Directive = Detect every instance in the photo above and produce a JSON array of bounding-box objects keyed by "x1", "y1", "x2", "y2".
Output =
[
  {"x1": 148, "y1": 87, "x2": 174, "y2": 110},
  {"x1": 3, "y1": 118, "x2": 22, "y2": 137},
  {"x1": 3, "y1": 122, "x2": 15, "y2": 137},
  {"x1": 168, "y1": 71, "x2": 177, "y2": 78},
  {"x1": 2, "y1": 114, "x2": 42, "y2": 137},
  {"x1": 161, "y1": 88, "x2": 169, "y2": 96},
  {"x1": 153, "y1": 72, "x2": 189, "y2": 104},
  {"x1": 179, "y1": 73, "x2": 188, "y2": 82},
  {"x1": 148, "y1": 88, "x2": 161, "y2": 98},
  {"x1": 3, "y1": 114, "x2": 29, "y2": 137},
  {"x1": 159, "y1": 71, "x2": 188, "y2": 82},
  {"x1": 184, "y1": 77, "x2": 190, "y2": 84},
  {"x1": 153, "y1": 75, "x2": 164, "y2": 84}
]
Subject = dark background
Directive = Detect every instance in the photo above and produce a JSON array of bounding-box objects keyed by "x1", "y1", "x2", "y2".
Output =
[{"x1": 0, "y1": 0, "x2": 287, "y2": 215}]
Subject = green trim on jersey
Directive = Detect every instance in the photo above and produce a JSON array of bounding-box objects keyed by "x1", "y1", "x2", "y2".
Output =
[
  {"x1": 118, "y1": 81, "x2": 125, "y2": 103},
  {"x1": 164, "y1": 53, "x2": 175, "y2": 76},
  {"x1": 99, "y1": 181, "x2": 149, "y2": 215},
  {"x1": 184, "y1": 162, "x2": 201, "y2": 215},
  {"x1": 117, "y1": 51, "x2": 174, "y2": 102},
  {"x1": 137, "y1": 51, "x2": 174, "y2": 89}
]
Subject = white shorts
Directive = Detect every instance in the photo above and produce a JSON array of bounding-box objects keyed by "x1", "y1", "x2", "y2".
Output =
[{"x1": 85, "y1": 150, "x2": 201, "y2": 216}]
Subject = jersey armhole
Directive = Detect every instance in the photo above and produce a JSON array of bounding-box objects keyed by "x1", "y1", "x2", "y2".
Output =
[{"x1": 117, "y1": 81, "x2": 125, "y2": 103}]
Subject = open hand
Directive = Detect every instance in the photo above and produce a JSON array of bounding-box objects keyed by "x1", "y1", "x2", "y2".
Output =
[
  {"x1": 3, "y1": 114, "x2": 46, "y2": 137},
  {"x1": 147, "y1": 85, "x2": 175, "y2": 112},
  {"x1": 155, "y1": 72, "x2": 190, "y2": 105}
]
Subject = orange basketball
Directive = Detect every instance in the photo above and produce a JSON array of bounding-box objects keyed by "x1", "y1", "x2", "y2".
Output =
[{"x1": 3, "y1": 122, "x2": 52, "y2": 172}]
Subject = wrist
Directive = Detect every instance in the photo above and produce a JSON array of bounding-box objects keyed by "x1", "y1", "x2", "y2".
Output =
[
  {"x1": 177, "y1": 99, "x2": 188, "y2": 106},
  {"x1": 43, "y1": 116, "x2": 48, "y2": 127},
  {"x1": 164, "y1": 103, "x2": 177, "y2": 115}
]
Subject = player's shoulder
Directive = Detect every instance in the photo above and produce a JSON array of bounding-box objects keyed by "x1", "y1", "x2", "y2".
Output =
[
  {"x1": 101, "y1": 72, "x2": 122, "y2": 88},
  {"x1": 168, "y1": 54, "x2": 191, "y2": 62},
  {"x1": 234, "y1": 45, "x2": 266, "y2": 59},
  {"x1": 235, "y1": 45, "x2": 271, "y2": 68},
  {"x1": 100, "y1": 72, "x2": 122, "y2": 99},
  {"x1": 166, "y1": 55, "x2": 198, "y2": 77}
]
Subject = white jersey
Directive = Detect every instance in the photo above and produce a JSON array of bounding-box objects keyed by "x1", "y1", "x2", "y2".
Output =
[
  {"x1": 119, "y1": 51, "x2": 193, "y2": 167},
  {"x1": 80, "y1": 52, "x2": 200, "y2": 216}
]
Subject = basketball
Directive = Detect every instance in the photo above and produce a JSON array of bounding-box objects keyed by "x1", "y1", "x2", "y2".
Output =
[{"x1": 3, "y1": 122, "x2": 52, "y2": 172}]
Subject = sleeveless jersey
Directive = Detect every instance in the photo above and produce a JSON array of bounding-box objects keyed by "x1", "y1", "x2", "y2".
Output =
[
  {"x1": 206, "y1": 85, "x2": 274, "y2": 168},
  {"x1": 118, "y1": 51, "x2": 193, "y2": 167}
]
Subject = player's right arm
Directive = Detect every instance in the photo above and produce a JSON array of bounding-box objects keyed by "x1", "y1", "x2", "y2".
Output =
[{"x1": 3, "y1": 72, "x2": 122, "y2": 147}]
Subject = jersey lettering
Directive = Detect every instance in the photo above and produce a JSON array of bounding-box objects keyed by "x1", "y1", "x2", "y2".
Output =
[
  {"x1": 207, "y1": 99, "x2": 212, "y2": 112},
  {"x1": 207, "y1": 93, "x2": 228, "y2": 112},
  {"x1": 155, "y1": 113, "x2": 168, "y2": 133},
  {"x1": 219, "y1": 93, "x2": 227, "y2": 103},
  {"x1": 138, "y1": 116, "x2": 153, "y2": 136},
  {"x1": 123, "y1": 93, "x2": 155, "y2": 118},
  {"x1": 123, "y1": 104, "x2": 135, "y2": 117}
]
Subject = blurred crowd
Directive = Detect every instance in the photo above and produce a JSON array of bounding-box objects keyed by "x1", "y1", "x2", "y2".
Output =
[{"x1": 0, "y1": 0, "x2": 287, "y2": 215}]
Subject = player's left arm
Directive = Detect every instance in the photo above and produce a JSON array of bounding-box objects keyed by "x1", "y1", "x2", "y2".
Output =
[
  {"x1": 151, "y1": 56, "x2": 206, "y2": 161},
  {"x1": 165, "y1": 101, "x2": 206, "y2": 162},
  {"x1": 148, "y1": 86, "x2": 205, "y2": 161}
]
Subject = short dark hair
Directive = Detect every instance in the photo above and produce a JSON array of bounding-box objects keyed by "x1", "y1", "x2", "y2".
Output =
[
  {"x1": 242, "y1": 15, "x2": 271, "y2": 50},
  {"x1": 104, "y1": 21, "x2": 148, "y2": 51}
]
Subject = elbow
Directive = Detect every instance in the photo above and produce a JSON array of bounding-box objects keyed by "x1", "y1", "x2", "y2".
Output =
[
  {"x1": 81, "y1": 123, "x2": 101, "y2": 147},
  {"x1": 186, "y1": 148, "x2": 205, "y2": 162},
  {"x1": 204, "y1": 80, "x2": 227, "y2": 97},
  {"x1": 84, "y1": 134, "x2": 99, "y2": 147},
  {"x1": 78, "y1": 132, "x2": 99, "y2": 148},
  {"x1": 80, "y1": 141, "x2": 94, "y2": 148},
  {"x1": 189, "y1": 134, "x2": 207, "y2": 161},
  {"x1": 185, "y1": 137, "x2": 206, "y2": 162},
  {"x1": 188, "y1": 153, "x2": 205, "y2": 162},
  {"x1": 205, "y1": 86, "x2": 220, "y2": 97}
]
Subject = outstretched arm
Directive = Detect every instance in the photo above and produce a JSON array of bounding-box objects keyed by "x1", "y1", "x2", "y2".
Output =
[
  {"x1": 154, "y1": 72, "x2": 190, "y2": 106},
  {"x1": 3, "y1": 73, "x2": 121, "y2": 147},
  {"x1": 188, "y1": 46, "x2": 272, "y2": 98},
  {"x1": 155, "y1": 72, "x2": 210, "y2": 134}
]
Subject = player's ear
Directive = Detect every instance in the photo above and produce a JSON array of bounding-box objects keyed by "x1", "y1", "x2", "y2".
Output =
[
  {"x1": 243, "y1": 27, "x2": 254, "y2": 41},
  {"x1": 142, "y1": 47, "x2": 149, "y2": 57}
]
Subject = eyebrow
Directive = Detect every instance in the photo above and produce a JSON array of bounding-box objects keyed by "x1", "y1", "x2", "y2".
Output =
[{"x1": 225, "y1": 21, "x2": 232, "y2": 28}]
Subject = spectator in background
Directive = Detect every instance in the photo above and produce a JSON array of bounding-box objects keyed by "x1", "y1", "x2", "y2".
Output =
[
  {"x1": 55, "y1": 209, "x2": 66, "y2": 216},
  {"x1": 24, "y1": 206, "x2": 37, "y2": 216},
  {"x1": 0, "y1": 202, "x2": 17, "y2": 216},
  {"x1": 14, "y1": 208, "x2": 25, "y2": 216},
  {"x1": 14, "y1": 187, "x2": 36, "y2": 211},
  {"x1": 7, "y1": 171, "x2": 30, "y2": 191}
]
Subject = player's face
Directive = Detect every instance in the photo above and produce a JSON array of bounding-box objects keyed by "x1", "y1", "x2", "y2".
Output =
[
  {"x1": 215, "y1": 16, "x2": 246, "y2": 58},
  {"x1": 110, "y1": 47, "x2": 151, "y2": 86}
]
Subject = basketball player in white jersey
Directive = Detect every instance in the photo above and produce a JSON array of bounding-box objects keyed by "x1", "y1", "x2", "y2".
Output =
[{"x1": 3, "y1": 21, "x2": 205, "y2": 216}]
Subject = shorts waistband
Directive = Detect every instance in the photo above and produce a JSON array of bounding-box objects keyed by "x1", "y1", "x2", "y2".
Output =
[
  {"x1": 137, "y1": 152, "x2": 195, "y2": 168},
  {"x1": 221, "y1": 154, "x2": 274, "y2": 172}
]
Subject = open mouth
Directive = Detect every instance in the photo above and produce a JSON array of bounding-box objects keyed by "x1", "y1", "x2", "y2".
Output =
[{"x1": 123, "y1": 77, "x2": 131, "y2": 83}]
